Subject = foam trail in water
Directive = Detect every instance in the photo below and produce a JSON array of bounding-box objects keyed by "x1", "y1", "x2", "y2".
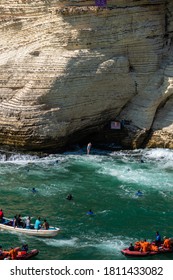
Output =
[{"x1": 42, "y1": 237, "x2": 79, "y2": 247}]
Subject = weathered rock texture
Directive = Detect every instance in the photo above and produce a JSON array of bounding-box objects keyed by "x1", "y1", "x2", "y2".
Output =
[{"x1": 0, "y1": 0, "x2": 172, "y2": 151}]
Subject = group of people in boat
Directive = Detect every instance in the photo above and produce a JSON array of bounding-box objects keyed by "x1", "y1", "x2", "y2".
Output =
[
  {"x1": 5, "y1": 213, "x2": 50, "y2": 230},
  {"x1": 128, "y1": 231, "x2": 173, "y2": 252}
]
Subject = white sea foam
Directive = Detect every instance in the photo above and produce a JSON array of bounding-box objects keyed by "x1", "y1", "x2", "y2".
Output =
[
  {"x1": 41, "y1": 232, "x2": 131, "y2": 255},
  {"x1": 90, "y1": 235, "x2": 134, "y2": 258},
  {"x1": 0, "y1": 152, "x2": 66, "y2": 166},
  {"x1": 42, "y1": 237, "x2": 79, "y2": 247},
  {"x1": 110, "y1": 148, "x2": 173, "y2": 165},
  {"x1": 72, "y1": 149, "x2": 173, "y2": 198},
  {"x1": 143, "y1": 148, "x2": 173, "y2": 161}
]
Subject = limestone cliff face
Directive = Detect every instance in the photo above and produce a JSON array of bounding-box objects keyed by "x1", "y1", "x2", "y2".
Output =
[{"x1": 0, "y1": 0, "x2": 172, "y2": 151}]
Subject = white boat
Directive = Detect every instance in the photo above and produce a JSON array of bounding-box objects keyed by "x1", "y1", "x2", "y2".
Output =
[{"x1": 0, "y1": 217, "x2": 60, "y2": 237}]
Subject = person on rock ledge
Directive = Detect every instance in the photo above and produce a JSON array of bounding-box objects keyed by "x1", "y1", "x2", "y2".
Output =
[{"x1": 87, "y1": 142, "x2": 92, "y2": 155}]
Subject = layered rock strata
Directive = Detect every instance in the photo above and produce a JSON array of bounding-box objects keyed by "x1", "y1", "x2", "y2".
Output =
[{"x1": 0, "y1": 0, "x2": 172, "y2": 151}]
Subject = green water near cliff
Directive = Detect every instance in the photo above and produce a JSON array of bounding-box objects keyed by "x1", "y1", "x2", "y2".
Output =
[{"x1": 0, "y1": 148, "x2": 172, "y2": 260}]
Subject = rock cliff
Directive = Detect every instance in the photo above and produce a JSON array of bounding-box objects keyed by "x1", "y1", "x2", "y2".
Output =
[{"x1": 0, "y1": 0, "x2": 172, "y2": 151}]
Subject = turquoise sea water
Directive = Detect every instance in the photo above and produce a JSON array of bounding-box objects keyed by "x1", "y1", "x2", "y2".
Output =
[{"x1": 0, "y1": 147, "x2": 172, "y2": 260}]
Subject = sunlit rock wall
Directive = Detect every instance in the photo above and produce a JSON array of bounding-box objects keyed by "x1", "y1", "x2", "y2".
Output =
[{"x1": 0, "y1": 0, "x2": 172, "y2": 150}]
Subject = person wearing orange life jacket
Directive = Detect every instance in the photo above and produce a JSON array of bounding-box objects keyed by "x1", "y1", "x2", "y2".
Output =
[
  {"x1": 163, "y1": 237, "x2": 171, "y2": 249},
  {"x1": 134, "y1": 241, "x2": 141, "y2": 251},
  {"x1": 150, "y1": 244, "x2": 159, "y2": 252},
  {"x1": 9, "y1": 248, "x2": 18, "y2": 260},
  {"x1": 138, "y1": 240, "x2": 145, "y2": 250},
  {"x1": 17, "y1": 244, "x2": 28, "y2": 256},
  {"x1": 140, "y1": 240, "x2": 151, "y2": 252}
]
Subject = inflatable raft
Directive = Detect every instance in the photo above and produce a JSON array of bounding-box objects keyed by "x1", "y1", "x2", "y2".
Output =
[
  {"x1": 121, "y1": 247, "x2": 173, "y2": 257},
  {"x1": 0, "y1": 247, "x2": 39, "y2": 260}
]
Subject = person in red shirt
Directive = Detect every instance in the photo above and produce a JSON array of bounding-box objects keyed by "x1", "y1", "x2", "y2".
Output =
[{"x1": 0, "y1": 209, "x2": 4, "y2": 223}]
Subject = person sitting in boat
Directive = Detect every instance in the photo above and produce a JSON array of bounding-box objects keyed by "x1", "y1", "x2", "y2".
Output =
[
  {"x1": 22, "y1": 244, "x2": 28, "y2": 252},
  {"x1": 163, "y1": 237, "x2": 171, "y2": 249},
  {"x1": 17, "y1": 244, "x2": 29, "y2": 257},
  {"x1": 150, "y1": 243, "x2": 159, "y2": 252},
  {"x1": 8, "y1": 247, "x2": 18, "y2": 260},
  {"x1": 155, "y1": 231, "x2": 161, "y2": 246},
  {"x1": 12, "y1": 215, "x2": 17, "y2": 227},
  {"x1": 134, "y1": 241, "x2": 141, "y2": 251},
  {"x1": 0, "y1": 209, "x2": 4, "y2": 223},
  {"x1": 140, "y1": 240, "x2": 151, "y2": 252},
  {"x1": 128, "y1": 243, "x2": 135, "y2": 251},
  {"x1": 42, "y1": 219, "x2": 49, "y2": 230},
  {"x1": 34, "y1": 216, "x2": 41, "y2": 230},
  {"x1": 16, "y1": 214, "x2": 24, "y2": 228},
  {"x1": 25, "y1": 216, "x2": 31, "y2": 229}
]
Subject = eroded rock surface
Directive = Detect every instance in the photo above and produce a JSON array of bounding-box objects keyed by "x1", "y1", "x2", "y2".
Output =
[{"x1": 0, "y1": 0, "x2": 172, "y2": 151}]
